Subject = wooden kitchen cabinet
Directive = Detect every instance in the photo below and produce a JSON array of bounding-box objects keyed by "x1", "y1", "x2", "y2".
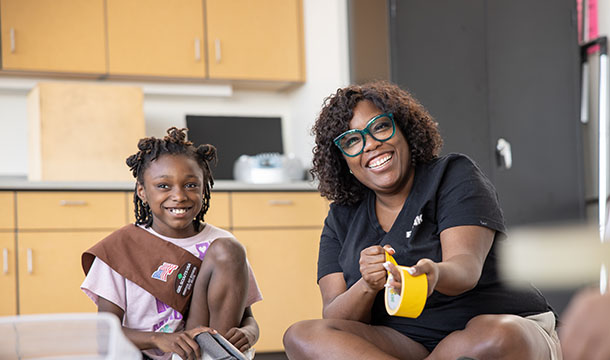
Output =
[
  {"x1": 205, "y1": 0, "x2": 305, "y2": 82},
  {"x1": 16, "y1": 192, "x2": 128, "y2": 230},
  {"x1": 17, "y1": 231, "x2": 109, "y2": 314},
  {"x1": 231, "y1": 191, "x2": 327, "y2": 352},
  {"x1": 0, "y1": 192, "x2": 16, "y2": 316},
  {"x1": 231, "y1": 192, "x2": 327, "y2": 228},
  {"x1": 234, "y1": 229, "x2": 323, "y2": 352},
  {"x1": 15, "y1": 191, "x2": 128, "y2": 314},
  {"x1": 0, "y1": 232, "x2": 17, "y2": 316},
  {"x1": 0, "y1": 0, "x2": 106, "y2": 74},
  {"x1": 106, "y1": 0, "x2": 207, "y2": 78}
]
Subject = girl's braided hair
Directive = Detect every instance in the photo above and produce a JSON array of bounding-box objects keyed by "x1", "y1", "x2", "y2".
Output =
[
  {"x1": 125, "y1": 127, "x2": 217, "y2": 232},
  {"x1": 311, "y1": 81, "x2": 443, "y2": 206}
]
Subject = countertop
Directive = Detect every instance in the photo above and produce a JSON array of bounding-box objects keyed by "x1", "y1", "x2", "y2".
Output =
[{"x1": 0, "y1": 176, "x2": 319, "y2": 192}]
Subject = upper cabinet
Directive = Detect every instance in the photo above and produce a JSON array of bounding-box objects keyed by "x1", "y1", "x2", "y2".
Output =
[
  {"x1": 106, "y1": 0, "x2": 207, "y2": 78},
  {"x1": 0, "y1": 0, "x2": 106, "y2": 74},
  {"x1": 0, "y1": 0, "x2": 305, "y2": 84},
  {"x1": 205, "y1": 0, "x2": 305, "y2": 82}
]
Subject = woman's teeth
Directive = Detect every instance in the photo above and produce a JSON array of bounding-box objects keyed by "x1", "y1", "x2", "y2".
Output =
[{"x1": 368, "y1": 154, "x2": 392, "y2": 169}]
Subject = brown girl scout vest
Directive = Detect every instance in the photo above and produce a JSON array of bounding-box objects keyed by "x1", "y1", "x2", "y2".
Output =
[{"x1": 82, "y1": 224, "x2": 201, "y2": 316}]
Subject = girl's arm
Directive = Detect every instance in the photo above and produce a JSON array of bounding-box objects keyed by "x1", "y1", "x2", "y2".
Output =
[
  {"x1": 318, "y1": 244, "x2": 394, "y2": 322},
  {"x1": 98, "y1": 296, "x2": 212, "y2": 360},
  {"x1": 225, "y1": 306, "x2": 259, "y2": 352}
]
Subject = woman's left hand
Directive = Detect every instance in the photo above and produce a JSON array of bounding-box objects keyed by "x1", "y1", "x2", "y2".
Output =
[
  {"x1": 408, "y1": 258, "x2": 439, "y2": 297},
  {"x1": 384, "y1": 258, "x2": 439, "y2": 297},
  {"x1": 225, "y1": 326, "x2": 255, "y2": 353}
]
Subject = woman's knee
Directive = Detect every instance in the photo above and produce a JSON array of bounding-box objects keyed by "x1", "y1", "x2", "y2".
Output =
[
  {"x1": 465, "y1": 315, "x2": 536, "y2": 357},
  {"x1": 283, "y1": 320, "x2": 327, "y2": 356}
]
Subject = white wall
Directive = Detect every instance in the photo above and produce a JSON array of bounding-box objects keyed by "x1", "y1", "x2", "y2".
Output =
[{"x1": 0, "y1": 0, "x2": 350, "y2": 177}]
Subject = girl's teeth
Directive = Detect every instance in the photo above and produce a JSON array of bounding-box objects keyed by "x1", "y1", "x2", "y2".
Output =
[{"x1": 170, "y1": 208, "x2": 187, "y2": 214}]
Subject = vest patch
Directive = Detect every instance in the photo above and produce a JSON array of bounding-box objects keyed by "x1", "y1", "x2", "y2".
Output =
[
  {"x1": 175, "y1": 262, "x2": 198, "y2": 297},
  {"x1": 152, "y1": 262, "x2": 179, "y2": 282}
]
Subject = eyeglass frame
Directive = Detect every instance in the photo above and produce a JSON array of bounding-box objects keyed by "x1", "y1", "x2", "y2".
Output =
[{"x1": 333, "y1": 113, "x2": 396, "y2": 157}]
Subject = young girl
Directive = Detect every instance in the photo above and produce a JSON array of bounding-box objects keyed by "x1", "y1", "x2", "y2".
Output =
[{"x1": 81, "y1": 127, "x2": 262, "y2": 360}]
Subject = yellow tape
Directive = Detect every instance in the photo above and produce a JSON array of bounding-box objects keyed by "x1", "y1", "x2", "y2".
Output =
[{"x1": 384, "y1": 252, "x2": 427, "y2": 318}]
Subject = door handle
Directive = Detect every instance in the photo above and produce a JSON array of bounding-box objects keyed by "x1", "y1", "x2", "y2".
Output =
[
  {"x1": 10, "y1": 28, "x2": 15, "y2": 53},
  {"x1": 496, "y1": 138, "x2": 512, "y2": 170},
  {"x1": 194, "y1": 38, "x2": 201, "y2": 62},
  {"x1": 215, "y1": 39, "x2": 222, "y2": 63},
  {"x1": 27, "y1": 248, "x2": 33, "y2": 274},
  {"x1": 2, "y1": 248, "x2": 7, "y2": 274}
]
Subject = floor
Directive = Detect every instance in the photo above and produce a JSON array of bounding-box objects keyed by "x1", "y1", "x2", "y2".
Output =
[{"x1": 256, "y1": 352, "x2": 289, "y2": 360}]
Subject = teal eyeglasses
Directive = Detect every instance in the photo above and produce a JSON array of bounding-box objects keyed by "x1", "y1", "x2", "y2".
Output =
[{"x1": 333, "y1": 113, "x2": 396, "y2": 157}]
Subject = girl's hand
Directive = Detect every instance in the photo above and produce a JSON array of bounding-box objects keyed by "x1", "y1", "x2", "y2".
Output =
[
  {"x1": 151, "y1": 326, "x2": 215, "y2": 360},
  {"x1": 359, "y1": 245, "x2": 395, "y2": 292},
  {"x1": 408, "y1": 258, "x2": 439, "y2": 297},
  {"x1": 225, "y1": 326, "x2": 255, "y2": 352}
]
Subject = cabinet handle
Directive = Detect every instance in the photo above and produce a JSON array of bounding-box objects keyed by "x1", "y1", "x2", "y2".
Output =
[
  {"x1": 3, "y1": 248, "x2": 7, "y2": 274},
  {"x1": 59, "y1": 200, "x2": 87, "y2": 206},
  {"x1": 268, "y1": 200, "x2": 294, "y2": 206},
  {"x1": 215, "y1": 39, "x2": 222, "y2": 63},
  {"x1": 194, "y1": 38, "x2": 201, "y2": 62},
  {"x1": 10, "y1": 28, "x2": 15, "y2": 53},
  {"x1": 27, "y1": 248, "x2": 33, "y2": 274}
]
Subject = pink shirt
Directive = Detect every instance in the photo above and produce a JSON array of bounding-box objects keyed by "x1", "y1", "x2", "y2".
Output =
[{"x1": 81, "y1": 223, "x2": 263, "y2": 360}]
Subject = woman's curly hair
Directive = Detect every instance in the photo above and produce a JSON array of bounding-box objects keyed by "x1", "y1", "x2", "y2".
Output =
[
  {"x1": 311, "y1": 81, "x2": 443, "y2": 206},
  {"x1": 125, "y1": 127, "x2": 217, "y2": 232}
]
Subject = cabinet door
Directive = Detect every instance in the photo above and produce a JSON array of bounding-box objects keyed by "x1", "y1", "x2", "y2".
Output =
[
  {"x1": 232, "y1": 192, "x2": 328, "y2": 228},
  {"x1": 0, "y1": 233, "x2": 17, "y2": 316},
  {"x1": 206, "y1": 0, "x2": 305, "y2": 81},
  {"x1": 17, "y1": 231, "x2": 110, "y2": 314},
  {"x1": 233, "y1": 229, "x2": 323, "y2": 352},
  {"x1": 106, "y1": 0, "x2": 207, "y2": 78},
  {"x1": 17, "y1": 192, "x2": 128, "y2": 230},
  {"x1": 0, "y1": 0, "x2": 106, "y2": 73}
]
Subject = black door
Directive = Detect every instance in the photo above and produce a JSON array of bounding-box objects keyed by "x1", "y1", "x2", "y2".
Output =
[{"x1": 389, "y1": 0, "x2": 585, "y2": 226}]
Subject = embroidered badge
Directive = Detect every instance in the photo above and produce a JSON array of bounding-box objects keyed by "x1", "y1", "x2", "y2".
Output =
[
  {"x1": 175, "y1": 262, "x2": 198, "y2": 297},
  {"x1": 406, "y1": 214, "x2": 424, "y2": 239},
  {"x1": 151, "y1": 262, "x2": 179, "y2": 282}
]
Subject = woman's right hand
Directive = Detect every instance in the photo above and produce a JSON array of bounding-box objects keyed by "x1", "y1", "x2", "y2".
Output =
[
  {"x1": 151, "y1": 326, "x2": 216, "y2": 360},
  {"x1": 359, "y1": 245, "x2": 395, "y2": 292}
]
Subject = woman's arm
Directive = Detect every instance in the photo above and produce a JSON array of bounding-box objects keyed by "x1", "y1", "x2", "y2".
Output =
[
  {"x1": 98, "y1": 296, "x2": 211, "y2": 360},
  {"x1": 224, "y1": 306, "x2": 259, "y2": 352},
  {"x1": 319, "y1": 245, "x2": 394, "y2": 322},
  {"x1": 388, "y1": 225, "x2": 494, "y2": 296}
]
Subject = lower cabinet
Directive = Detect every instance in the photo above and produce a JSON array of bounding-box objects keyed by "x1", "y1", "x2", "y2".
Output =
[
  {"x1": 16, "y1": 231, "x2": 111, "y2": 314},
  {"x1": 234, "y1": 229, "x2": 323, "y2": 352},
  {"x1": 2, "y1": 189, "x2": 327, "y2": 355},
  {"x1": 0, "y1": 232, "x2": 17, "y2": 316}
]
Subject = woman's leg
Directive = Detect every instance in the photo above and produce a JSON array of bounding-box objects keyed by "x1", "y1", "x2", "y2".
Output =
[
  {"x1": 428, "y1": 314, "x2": 553, "y2": 360},
  {"x1": 283, "y1": 318, "x2": 429, "y2": 360},
  {"x1": 185, "y1": 237, "x2": 249, "y2": 335}
]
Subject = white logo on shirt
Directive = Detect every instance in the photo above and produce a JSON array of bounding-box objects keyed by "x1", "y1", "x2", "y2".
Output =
[{"x1": 406, "y1": 214, "x2": 423, "y2": 238}]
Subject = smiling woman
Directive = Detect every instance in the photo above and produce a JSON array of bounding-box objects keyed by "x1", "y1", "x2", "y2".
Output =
[{"x1": 283, "y1": 81, "x2": 563, "y2": 360}]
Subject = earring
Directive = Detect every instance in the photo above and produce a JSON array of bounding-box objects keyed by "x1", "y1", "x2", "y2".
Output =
[{"x1": 349, "y1": 169, "x2": 353, "y2": 174}]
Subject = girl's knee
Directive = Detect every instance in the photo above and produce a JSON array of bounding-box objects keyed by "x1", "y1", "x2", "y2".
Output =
[{"x1": 205, "y1": 237, "x2": 246, "y2": 266}]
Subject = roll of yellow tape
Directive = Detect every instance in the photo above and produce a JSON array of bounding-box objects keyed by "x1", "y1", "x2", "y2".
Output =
[{"x1": 384, "y1": 253, "x2": 427, "y2": 318}]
